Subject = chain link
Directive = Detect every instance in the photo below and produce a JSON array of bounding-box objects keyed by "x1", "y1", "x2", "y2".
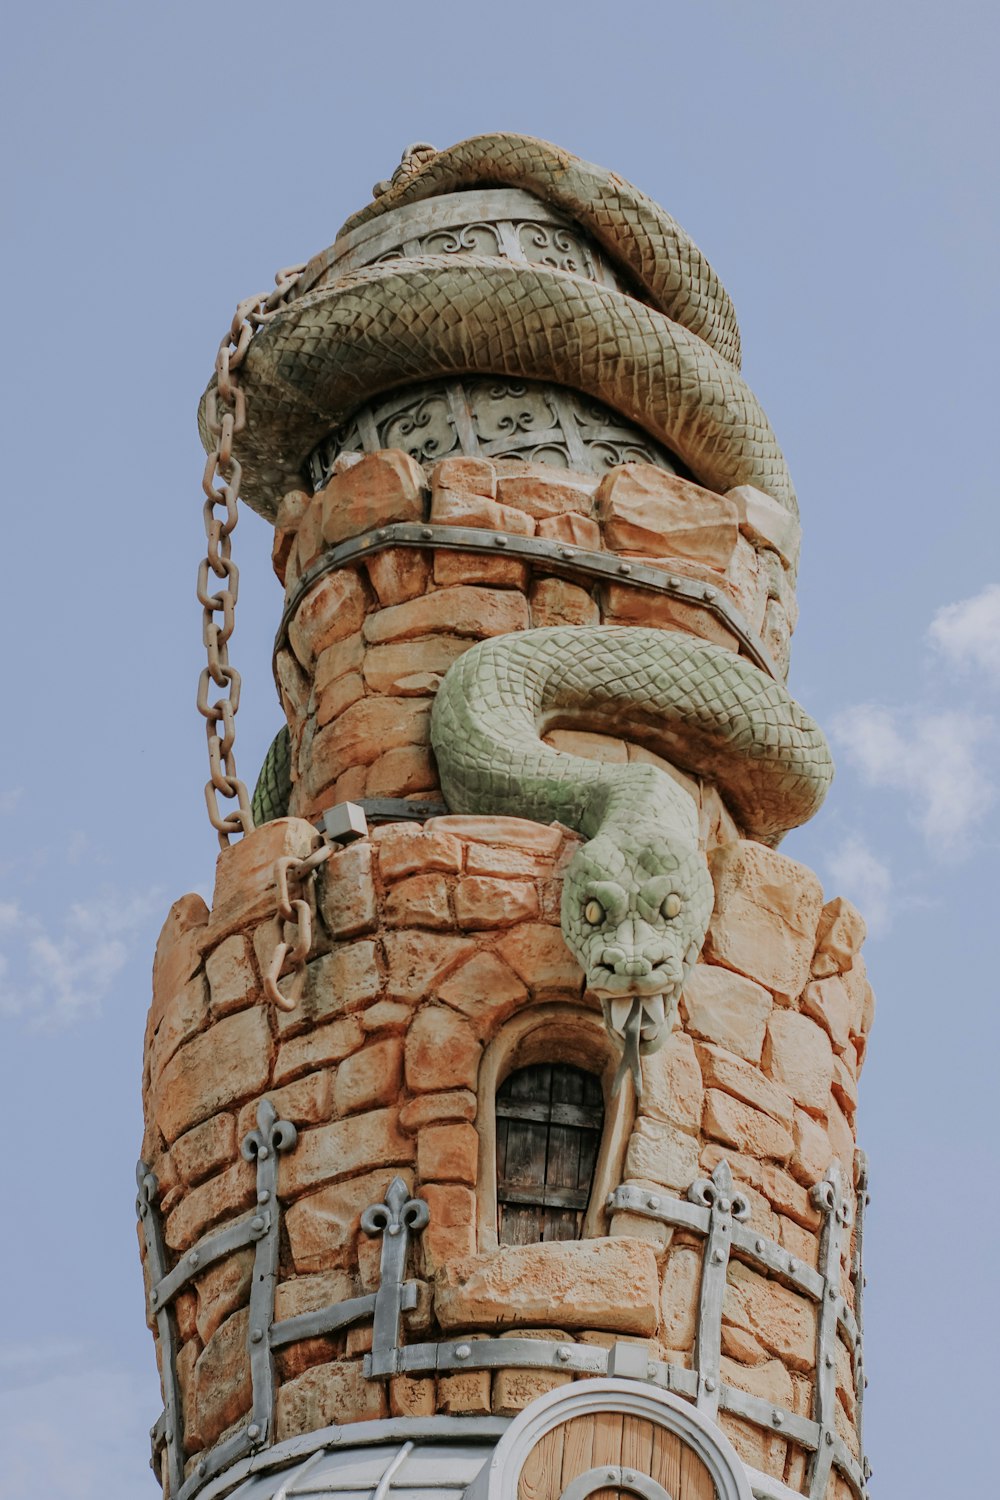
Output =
[
  {"x1": 262, "y1": 843, "x2": 335, "y2": 1010},
  {"x1": 197, "y1": 264, "x2": 305, "y2": 846}
]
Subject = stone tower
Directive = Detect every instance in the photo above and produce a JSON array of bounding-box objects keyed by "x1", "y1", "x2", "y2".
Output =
[{"x1": 139, "y1": 135, "x2": 873, "y2": 1500}]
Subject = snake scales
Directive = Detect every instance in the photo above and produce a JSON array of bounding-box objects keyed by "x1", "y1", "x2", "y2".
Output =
[{"x1": 231, "y1": 136, "x2": 830, "y2": 1081}]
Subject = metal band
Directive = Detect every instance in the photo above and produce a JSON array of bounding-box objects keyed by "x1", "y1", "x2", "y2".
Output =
[
  {"x1": 275, "y1": 523, "x2": 779, "y2": 681},
  {"x1": 361, "y1": 1177, "x2": 431, "y2": 1379},
  {"x1": 136, "y1": 1163, "x2": 185, "y2": 1497},
  {"x1": 807, "y1": 1163, "x2": 853, "y2": 1499},
  {"x1": 152, "y1": 1211, "x2": 268, "y2": 1309},
  {"x1": 560, "y1": 1466, "x2": 673, "y2": 1500},
  {"x1": 687, "y1": 1162, "x2": 751, "y2": 1417},
  {"x1": 852, "y1": 1150, "x2": 870, "y2": 1479},
  {"x1": 304, "y1": 377, "x2": 682, "y2": 491}
]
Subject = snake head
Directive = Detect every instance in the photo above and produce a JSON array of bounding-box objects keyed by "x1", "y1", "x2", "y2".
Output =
[{"x1": 562, "y1": 833, "x2": 715, "y2": 1054}]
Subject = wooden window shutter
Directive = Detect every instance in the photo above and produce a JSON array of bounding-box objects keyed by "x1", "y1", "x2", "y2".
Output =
[{"x1": 495, "y1": 1063, "x2": 605, "y2": 1245}]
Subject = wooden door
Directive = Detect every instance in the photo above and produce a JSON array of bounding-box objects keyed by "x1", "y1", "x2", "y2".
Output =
[
  {"x1": 518, "y1": 1413, "x2": 718, "y2": 1500},
  {"x1": 495, "y1": 1063, "x2": 604, "y2": 1245}
]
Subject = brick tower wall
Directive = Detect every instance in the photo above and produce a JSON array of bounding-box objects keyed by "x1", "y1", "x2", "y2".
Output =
[{"x1": 140, "y1": 452, "x2": 871, "y2": 1500}]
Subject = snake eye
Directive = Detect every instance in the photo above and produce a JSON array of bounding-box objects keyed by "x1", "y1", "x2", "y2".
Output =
[
  {"x1": 584, "y1": 899, "x2": 605, "y2": 926},
  {"x1": 662, "y1": 893, "x2": 682, "y2": 919}
]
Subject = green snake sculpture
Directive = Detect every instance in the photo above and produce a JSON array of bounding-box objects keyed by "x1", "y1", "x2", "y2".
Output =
[
  {"x1": 429, "y1": 627, "x2": 832, "y2": 1090},
  {"x1": 223, "y1": 135, "x2": 833, "y2": 1087}
]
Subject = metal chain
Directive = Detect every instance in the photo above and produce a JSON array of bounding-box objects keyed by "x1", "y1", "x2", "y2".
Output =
[
  {"x1": 197, "y1": 263, "x2": 305, "y2": 846},
  {"x1": 263, "y1": 843, "x2": 335, "y2": 1010}
]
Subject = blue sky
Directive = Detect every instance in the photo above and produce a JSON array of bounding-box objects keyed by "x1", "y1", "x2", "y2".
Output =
[{"x1": 1, "y1": 2, "x2": 997, "y2": 1494}]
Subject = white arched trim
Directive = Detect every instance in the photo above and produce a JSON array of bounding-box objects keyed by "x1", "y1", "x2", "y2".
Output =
[{"x1": 465, "y1": 1378, "x2": 754, "y2": 1500}]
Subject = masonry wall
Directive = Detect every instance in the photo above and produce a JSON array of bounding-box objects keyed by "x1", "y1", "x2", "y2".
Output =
[{"x1": 140, "y1": 453, "x2": 871, "y2": 1498}]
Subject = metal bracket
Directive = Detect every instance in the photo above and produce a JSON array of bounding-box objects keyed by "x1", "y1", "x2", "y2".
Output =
[
  {"x1": 688, "y1": 1160, "x2": 751, "y2": 1417},
  {"x1": 361, "y1": 1177, "x2": 431, "y2": 1378},
  {"x1": 274, "y1": 522, "x2": 780, "y2": 681},
  {"x1": 136, "y1": 1163, "x2": 184, "y2": 1496}
]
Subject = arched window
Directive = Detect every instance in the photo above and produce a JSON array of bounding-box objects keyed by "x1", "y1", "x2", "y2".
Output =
[{"x1": 495, "y1": 1062, "x2": 605, "y2": 1245}]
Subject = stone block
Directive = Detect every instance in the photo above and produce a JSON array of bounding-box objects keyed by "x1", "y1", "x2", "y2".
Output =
[
  {"x1": 376, "y1": 825, "x2": 464, "y2": 882},
  {"x1": 205, "y1": 933, "x2": 258, "y2": 1019},
  {"x1": 417, "y1": 1121, "x2": 478, "y2": 1184},
  {"x1": 428, "y1": 815, "x2": 563, "y2": 853},
  {"x1": 363, "y1": 586, "x2": 529, "y2": 645},
  {"x1": 390, "y1": 1374, "x2": 436, "y2": 1418},
  {"x1": 315, "y1": 670, "x2": 365, "y2": 729},
  {"x1": 149, "y1": 892, "x2": 209, "y2": 1040},
  {"x1": 284, "y1": 1168, "x2": 415, "y2": 1272},
  {"x1": 725, "y1": 1263, "x2": 815, "y2": 1373},
  {"x1": 703, "y1": 1089, "x2": 793, "y2": 1163},
  {"x1": 274, "y1": 1016, "x2": 364, "y2": 1085},
  {"x1": 495, "y1": 473, "x2": 594, "y2": 518},
  {"x1": 695, "y1": 1043, "x2": 794, "y2": 1124},
  {"x1": 764, "y1": 1011, "x2": 834, "y2": 1114},
  {"x1": 272, "y1": 488, "x2": 309, "y2": 585},
  {"x1": 405, "y1": 1005, "x2": 481, "y2": 1092},
  {"x1": 384, "y1": 874, "x2": 453, "y2": 929},
  {"x1": 495, "y1": 922, "x2": 582, "y2": 1000},
  {"x1": 536, "y1": 511, "x2": 602, "y2": 548},
  {"x1": 660, "y1": 1244, "x2": 702, "y2": 1349},
  {"x1": 831, "y1": 1054, "x2": 858, "y2": 1117},
  {"x1": 437, "y1": 950, "x2": 528, "y2": 1029},
  {"x1": 172, "y1": 1112, "x2": 236, "y2": 1187},
  {"x1": 164, "y1": 1158, "x2": 256, "y2": 1252},
  {"x1": 811, "y1": 896, "x2": 866, "y2": 978},
  {"x1": 292, "y1": 491, "x2": 325, "y2": 575},
  {"x1": 366, "y1": 746, "x2": 438, "y2": 798},
  {"x1": 454, "y1": 876, "x2": 539, "y2": 930},
  {"x1": 421, "y1": 1183, "x2": 478, "y2": 1268},
  {"x1": 625, "y1": 1116, "x2": 700, "y2": 1189},
  {"x1": 596, "y1": 466, "x2": 740, "y2": 569},
  {"x1": 639, "y1": 1031, "x2": 703, "y2": 1133},
  {"x1": 727, "y1": 484, "x2": 802, "y2": 571},
  {"x1": 274, "y1": 1359, "x2": 386, "y2": 1442},
  {"x1": 194, "y1": 1247, "x2": 253, "y2": 1345},
  {"x1": 314, "y1": 631, "x2": 365, "y2": 695},
  {"x1": 433, "y1": 550, "x2": 529, "y2": 589},
  {"x1": 333, "y1": 1038, "x2": 404, "y2": 1116},
  {"x1": 790, "y1": 1108, "x2": 834, "y2": 1187},
  {"x1": 318, "y1": 449, "x2": 426, "y2": 545},
  {"x1": 704, "y1": 842, "x2": 824, "y2": 1001},
  {"x1": 430, "y1": 487, "x2": 535, "y2": 535},
  {"x1": 280, "y1": 1110, "x2": 413, "y2": 1199},
  {"x1": 599, "y1": 582, "x2": 741, "y2": 650},
  {"x1": 362, "y1": 638, "x2": 466, "y2": 695},
  {"x1": 191, "y1": 1307, "x2": 252, "y2": 1448},
  {"x1": 399, "y1": 1089, "x2": 478, "y2": 1134},
  {"x1": 438, "y1": 1365, "x2": 492, "y2": 1415},
  {"x1": 725, "y1": 536, "x2": 769, "y2": 633},
  {"x1": 492, "y1": 1365, "x2": 572, "y2": 1415},
  {"x1": 287, "y1": 568, "x2": 368, "y2": 670},
  {"x1": 364, "y1": 547, "x2": 431, "y2": 607},
  {"x1": 308, "y1": 698, "x2": 430, "y2": 792},
  {"x1": 274, "y1": 1269, "x2": 358, "y2": 1323},
  {"x1": 432, "y1": 456, "x2": 497, "y2": 499},
  {"x1": 361, "y1": 1001, "x2": 411, "y2": 1034},
  {"x1": 207, "y1": 818, "x2": 317, "y2": 949},
  {"x1": 383, "y1": 931, "x2": 475, "y2": 1003},
  {"x1": 153, "y1": 1007, "x2": 273, "y2": 1144},
  {"x1": 281, "y1": 941, "x2": 381, "y2": 1033},
  {"x1": 237, "y1": 1072, "x2": 334, "y2": 1135},
  {"x1": 680, "y1": 964, "x2": 772, "y2": 1062},
  {"x1": 318, "y1": 841, "x2": 377, "y2": 938},
  {"x1": 148, "y1": 972, "x2": 211, "y2": 1089},
  {"x1": 760, "y1": 1164, "x2": 821, "y2": 1230},
  {"x1": 529, "y1": 577, "x2": 599, "y2": 626},
  {"x1": 800, "y1": 976, "x2": 852, "y2": 1052},
  {"x1": 435, "y1": 1239, "x2": 659, "y2": 1335}
]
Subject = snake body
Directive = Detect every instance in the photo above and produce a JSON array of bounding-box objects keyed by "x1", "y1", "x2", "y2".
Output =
[
  {"x1": 222, "y1": 136, "x2": 828, "y2": 1078},
  {"x1": 430, "y1": 626, "x2": 832, "y2": 1067}
]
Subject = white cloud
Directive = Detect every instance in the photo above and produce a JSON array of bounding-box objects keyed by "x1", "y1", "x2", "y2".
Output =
[
  {"x1": 827, "y1": 835, "x2": 892, "y2": 933},
  {"x1": 0, "y1": 1343, "x2": 155, "y2": 1500},
  {"x1": 928, "y1": 582, "x2": 1000, "y2": 682},
  {"x1": 832, "y1": 703, "x2": 995, "y2": 854},
  {"x1": 0, "y1": 886, "x2": 162, "y2": 1028}
]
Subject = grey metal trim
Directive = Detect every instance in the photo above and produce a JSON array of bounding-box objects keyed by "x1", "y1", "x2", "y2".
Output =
[
  {"x1": 371, "y1": 1439, "x2": 415, "y2": 1500},
  {"x1": 242, "y1": 1101, "x2": 299, "y2": 1451},
  {"x1": 560, "y1": 1466, "x2": 672, "y2": 1500},
  {"x1": 136, "y1": 1162, "x2": 185, "y2": 1497},
  {"x1": 270, "y1": 1284, "x2": 417, "y2": 1349},
  {"x1": 807, "y1": 1162, "x2": 851, "y2": 1500},
  {"x1": 718, "y1": 1385, "x2": 819, "y2": 1451},
  {"x1": 276, "y1": 523, "x2": 778, "y2": 681},
  {"x1": 687, "y1": 1161, "x2": 750, "y2": 1418},
  {"x1": 153, "y1": 1212, "x2": 268, "y2": 1309},
  {"x1": 192, "y1": 1417, "x2": 510, "y2": 1500},
  {"x1": 361, "y1": 1177, "x2": 430, "y2": 1379},
  {"x1": 852, "y1": 1148, "x2": 870, "y2": 1468}
]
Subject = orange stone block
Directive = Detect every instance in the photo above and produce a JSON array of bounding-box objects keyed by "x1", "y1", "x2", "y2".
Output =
[
  {"x1": 333, "y1": 1037, "x2": 404, "y2": 1116},
  {"x1": 454, "y1": 875, "x2": 539, "y2": 929},
  {"x1": 287, "y1": 568, "x2": 368, "y2": 670},
  {"x1": 363, "y1": 586, "x2": 529, "y2": 646},
  {"x1": 318, "y1": 449, "x2": 426, "y2": 545},
  {"x1": 529, "y1": 576, "x2": 599, "y2": 626},
  {"x1": 152, "y1": 1007, "x2": 273, "y2": 1144},
  {"x1": 417, "y1": 1121, "x2": 478, "y2": 1185},
  {"x1": 404, "y1": 1005, "x2": 481, "y2": 1092},
  {"x1": 376, "y1": 826, "x2": 463, "y2": 882},
  {"x1": 595, "y1": 465, "x2": 740, "y2": 570},
  {"x1": 364, "y1": 547, "x2": 431, "y2": 606}
]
